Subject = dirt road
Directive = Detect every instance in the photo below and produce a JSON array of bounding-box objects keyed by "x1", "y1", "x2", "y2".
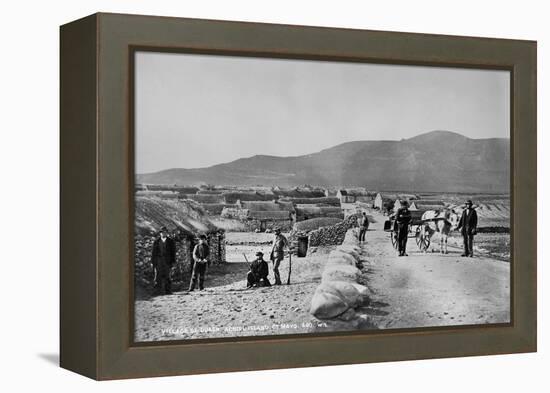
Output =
[
  {"x1": 360, "y1": 211, "x2": 510, "y2": 329},
  {"x1": 134, "y1": 245, "x2": 331, "y2": 342}
]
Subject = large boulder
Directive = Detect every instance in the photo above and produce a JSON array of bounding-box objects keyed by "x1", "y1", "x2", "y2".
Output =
[
  {"x1": 310, "y1": 286, "x2": 349, "y2": 319},
  {"x1": 349, "y1": 283, "x2": 371, "y2": 304},
  {"x1": 323, "y1": 280, "x2": 362, "y2": 307},
  {"x1": 328, "y1": 250, "x2": 357, "y2": 266},
  {"x1": 322, "y1": 264, "x2": 361, "y2": 283},
  {"x1": 336, "y1": 245, "x2": 361, "y2": 260},
  {"x1": 326, "y1": 256, "x2": 355, "y2": 267}
]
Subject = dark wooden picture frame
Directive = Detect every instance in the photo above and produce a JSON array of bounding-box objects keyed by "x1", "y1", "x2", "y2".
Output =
[{"x1": 60, "y1": 13, "x2": 536, "y2": 380}]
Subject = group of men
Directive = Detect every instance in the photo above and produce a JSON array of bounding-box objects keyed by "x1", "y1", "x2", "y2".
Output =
[
  {"x1": 150, "y1": 227, "x2": 211, "y2": 296},
  {"x1": 246, "y1": 228, "x2": 289, "y2": 288},
  {"x1": 393, "y1": 199, "x2": 479, "y2": 257},
  {"x1": 149, "y1": 226, "x2": 289, "y2": 296}
]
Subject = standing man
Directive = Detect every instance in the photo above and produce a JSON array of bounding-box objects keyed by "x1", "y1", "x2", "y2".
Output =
[
  {"x1": 151, "y1": 226, "x2": 176, "y2": 296},
  {"x1": 457, "y1": 199, "x2": 478, "y2": 257},
  {"x1": 395, "y1": 201, "x2": 412, "y2": 256},
  {"x1": 358, "y1": 211, "x2": 370, "y2": 242},
  {"x1": 189, "y1": 234, "x2": 210, "y2": 291},
  {"x1": 247, "y1": 251, "x2": 271, "y2": 288},
  {"x1": 270, "y1": 228, "x2": 288, "y2": 285}
]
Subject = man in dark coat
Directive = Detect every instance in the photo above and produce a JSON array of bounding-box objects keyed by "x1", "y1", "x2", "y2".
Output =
[
  {"x1": 457, "y1": 199, "x2": 478, "y2": 257},
  {"x1": 189, "y1": 234, "x2": 210, "y2": 291},
  {"x1": 395, "y1": 201, "x2": 412, "y2": 257},
  {"x1": 358, "y1": 211, "x2": 370, "y2": 242},
  {"x1": 270, "y1": 228, "x2": 288, "y2": 285},
  {"x1": 247, "y1": 251, "x2": 271, "y2": 288},
  {"x1": 151, "y1": 226, "x2": 176, "y2": 295}
]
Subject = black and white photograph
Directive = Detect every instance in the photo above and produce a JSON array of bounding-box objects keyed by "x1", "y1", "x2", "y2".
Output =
[{"x1": 133, "y1": 51, "x2": 511, "y2": 343}]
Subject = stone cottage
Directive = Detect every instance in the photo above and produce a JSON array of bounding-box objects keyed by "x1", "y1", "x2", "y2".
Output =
[{"x1": 134, "y1": 197, "x2": 226, "y2": 289}]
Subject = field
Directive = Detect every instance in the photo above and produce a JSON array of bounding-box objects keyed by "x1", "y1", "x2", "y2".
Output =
[{"x1": 133, "y1": 187, "x2": 511, "y2": 341}]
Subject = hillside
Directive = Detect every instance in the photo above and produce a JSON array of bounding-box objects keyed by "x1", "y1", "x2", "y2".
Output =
[{"x1": 137, "y1": 131, "x2": 510, "y2": 192}]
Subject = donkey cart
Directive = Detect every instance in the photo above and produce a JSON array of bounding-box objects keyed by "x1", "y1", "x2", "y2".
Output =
[{"x1": 383, "y1": 210, "x2": 431, "y2": 252}]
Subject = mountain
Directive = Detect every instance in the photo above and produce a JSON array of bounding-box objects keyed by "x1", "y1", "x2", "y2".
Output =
[{"x1": 137, "y1": 131, "x2": 510, "y2": 193}]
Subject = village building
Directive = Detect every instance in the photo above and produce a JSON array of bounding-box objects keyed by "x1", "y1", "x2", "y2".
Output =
[
  {"x1": 279, "y1": 196, "x2": 341, "y2": 206},
  {"x1": 173, "y1": 186, "x2": 199, "y2": 194},
  {"x1": 181, "y1": 193, "x2": 226, "y2": 204},
  {"x1": 272, "y1": 187, "x2": 326, "y2": 199},
  {"x1": 222, "y1": 191, "x2": 277, "y2": 204},
  {"x1": 374, "y1": 192, "x2": 420, "y2": 212},
  {"x1": 337, "y1": 188, "x2": 376, "y2": 205},
  {"x1": 336, "y1": 189, "x2": 353, "y2": 203},
  {"x1": 220, "y1": 200, "x2": 295, "y2": 231},
  {"x1": 134, "y1": 197, "x2": 226, "y2": 289},
  {"x1": 374, "y1": 193, "x2": 398, "y2": 211}
]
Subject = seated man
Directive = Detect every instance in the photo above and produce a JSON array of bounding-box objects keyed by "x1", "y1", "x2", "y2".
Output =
[{"x1": 247, "y1": 251, "x2": 271, "y2": 288}]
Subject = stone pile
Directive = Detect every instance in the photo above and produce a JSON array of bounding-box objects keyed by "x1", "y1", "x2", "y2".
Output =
[
  {"x1": 291, "y1": 215, "x2": 359, "y2": 248},
  {"x1": 309, "y1": 228, "x2": 371, "y2": 321}
]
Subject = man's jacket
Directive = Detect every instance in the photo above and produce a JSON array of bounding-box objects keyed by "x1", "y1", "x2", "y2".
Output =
[
  {"x1": 395, "y1": 208, "x2": 412, "y2": 227},
  {"x1": 458, "y1": 208, "x2": 478, "y2": 235},
  {"x1": 271, "y1": 234, "x2": 288, "y2": 259},
  {"x1": 151, "y1": 237, "x2": 176, "y2": 269},
  {"x1": 193, "y1": 242, "x2": 210, "y2": 262},
  {"x1": 250, "y1": 258, "x2": 269, "y2": 280}
]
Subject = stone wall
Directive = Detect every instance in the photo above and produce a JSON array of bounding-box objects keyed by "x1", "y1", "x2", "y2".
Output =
[
  {"x1": 309, "y1": 228, "x2": 372, "y2": 322},
  {"x1": 290, "y1": 214, "x2": 359, "y2": 248},
  {"x1": 244, "y1": 218, "x2": 294, "y2": 232}
]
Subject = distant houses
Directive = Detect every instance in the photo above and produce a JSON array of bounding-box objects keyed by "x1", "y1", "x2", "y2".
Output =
[
  {"x1": 374, "y1": 192, "x2": 421, "y2": 213},
  {"x1": 337, "y1": 188, "x2": 376, "y2": 205},
  {"x1": 409, "y1": 200, "x2": 446, "y2": 211},
  {"x1": 221, "y1": 200, "x2": 295, "y2": 231}
]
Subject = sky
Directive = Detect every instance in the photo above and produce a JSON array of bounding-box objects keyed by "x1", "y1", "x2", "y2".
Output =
[{"x1": 135, "y1": 51, "x2": 510, "y2": 174}]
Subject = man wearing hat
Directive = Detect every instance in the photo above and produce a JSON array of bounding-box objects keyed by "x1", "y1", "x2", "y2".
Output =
[
  {"x1": 270, "y1": 228, "x2": 288, "y2": 285},
  {"x1": 247, "y1": 251, "x2": 271, "y2": 288},
  {"x1": 395, "y1": 200, "x2": 412, "y2": 256},
  {"x1": 151, "y1": 226, "x2": 176, "y2": 295},
  {"x1": 358, "y1": 211, "x2": 370, "y2": 242},
  {"x1": 457, "y1": 200, "x2": 478, "y2": 257},
  {"x1": 189, "y1": 234, "x2": 210, "y2": 291}
]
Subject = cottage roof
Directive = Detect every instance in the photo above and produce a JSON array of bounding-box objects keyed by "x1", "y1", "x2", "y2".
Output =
[
  {"x1": 135, "y1": 197, "x2": 221, "y2": 236},
  {"x1": 240, "y1": 201, "x2": 295, "y2": 213},
  {"x1": 272, "y1": 188, "x2": 325, "y2": 198},
  {"x1": 222, "y1": 191, "x2": 277, "y2": 203},
  {"x1": 248, "y1": 210, "x2": 291, "y2": 220},
  {"x1": 183, "y1": 194, "x2": 225, "y2": 204},
  {"x1": 293, "y1": 217, "x2": 343, "y2": 232},
  {"x1": 279, "y1": 197, "x2": 341, "y2": 206}
]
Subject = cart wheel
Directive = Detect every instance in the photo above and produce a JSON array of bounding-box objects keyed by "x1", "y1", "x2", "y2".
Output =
[
  {"x1": 390, "y1": 231, "x2": 398, "y2": 250},
  {"x1": 418, "y1": 232, "x2": 431, "y2": 251},
  {"x1": 415, "y1": 226, "x2": 422, "y2": 246}
]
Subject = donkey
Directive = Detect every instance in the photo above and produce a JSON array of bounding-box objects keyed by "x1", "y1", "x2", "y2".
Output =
[{"x1": 420, "y1": 208, "x2": 460, "y2": 254}]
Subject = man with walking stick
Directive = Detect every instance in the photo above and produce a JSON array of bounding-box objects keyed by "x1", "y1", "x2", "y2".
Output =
[
  {"x1": 150, "y1": 226, "x2": 176, "y2": 296},
  {"x1": 270, "y1": 228, "x2": 289, "y2": 285},
  {"x1": 188, "y1": 234, "x2": 210, "y2": 291}
]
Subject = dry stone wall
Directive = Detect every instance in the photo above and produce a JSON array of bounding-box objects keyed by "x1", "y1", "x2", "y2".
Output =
[
  {"x1": 291, "y1": 214, "x2": 359, "y2": 248},
  {"x1": 309, "y1": 228, "x2": 371, "y2": 322}
]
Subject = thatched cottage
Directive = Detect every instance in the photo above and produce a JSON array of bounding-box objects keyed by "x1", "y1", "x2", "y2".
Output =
[
  {"x1": 220, "y1": 200, "x2": 295, "y2": 231},
  {"x1": 134, "y1": 197, "x2": 226, "y2": 288}
]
